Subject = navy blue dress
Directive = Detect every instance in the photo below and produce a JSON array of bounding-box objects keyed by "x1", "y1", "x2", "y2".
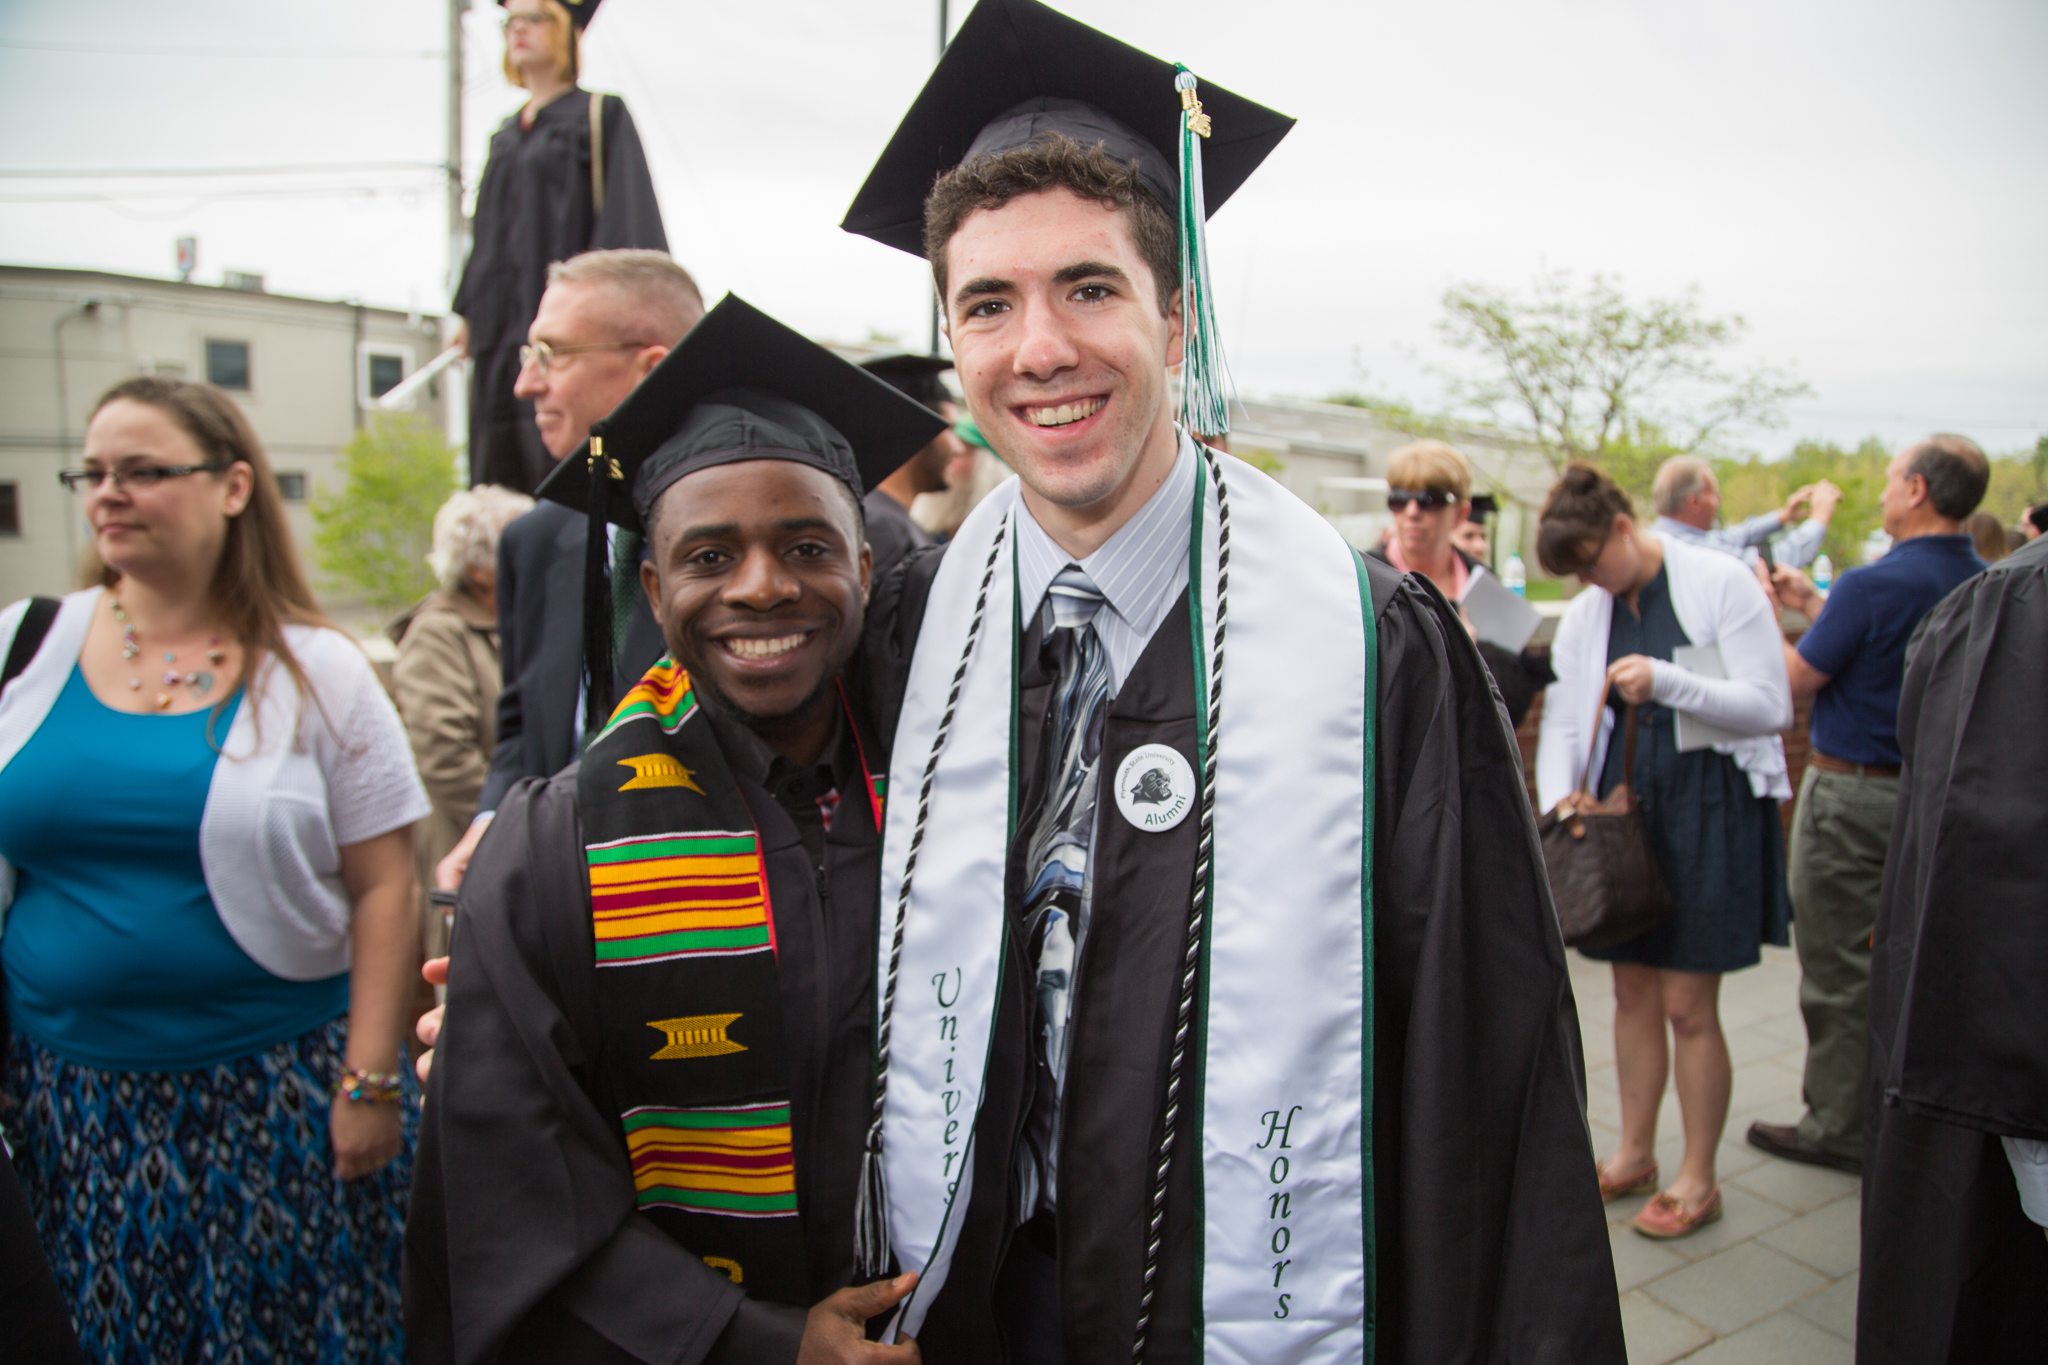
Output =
[{"x1": 1580, "y1": 568, "x2": 1792, "y2": 974}]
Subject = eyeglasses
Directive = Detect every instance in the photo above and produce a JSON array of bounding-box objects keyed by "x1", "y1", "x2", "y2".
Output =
[
  {"x1": 1386, "y1": 487, "x2": 1461, "y2": 512},
  {"x1": 59, "y1": 463, "x2": 226, "y2": 492},
  {"x1": 518, "y1": 340, "x2": 648, "y2": 378},
  {"x1": 501, "y1": 12, "x2": 555, "y2": 33}
]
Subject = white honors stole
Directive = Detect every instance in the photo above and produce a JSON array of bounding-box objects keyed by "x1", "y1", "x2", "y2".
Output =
[{"x1": 877, "y1": 442, "x2": 1377, "y2": 1361}]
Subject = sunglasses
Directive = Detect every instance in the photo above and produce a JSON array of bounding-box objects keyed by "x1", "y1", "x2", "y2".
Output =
[{"x1": 1386, "y1": 487, "x2": 1461, "y2": 512}]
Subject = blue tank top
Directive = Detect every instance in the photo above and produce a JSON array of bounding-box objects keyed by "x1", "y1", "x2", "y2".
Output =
[{"x1": 0, "y1": 666, "x2": 349, "y2": 1071}]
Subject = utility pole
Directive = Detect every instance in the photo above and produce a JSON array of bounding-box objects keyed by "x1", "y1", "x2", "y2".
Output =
[
  {"x1": 929, "y1": 0, "x2": 950, "y2": 356},
  {"x1": 446, "y1": 0, "x2": 470, "y2": 472},
  {"x1": 447, "y1": 0, "x2": 467, "y2": 302}
]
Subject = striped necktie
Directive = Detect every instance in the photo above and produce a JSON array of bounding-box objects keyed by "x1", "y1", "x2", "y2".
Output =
[{"x1": 1019, "y1": 564, "x2": 1111, "y2": 1215}]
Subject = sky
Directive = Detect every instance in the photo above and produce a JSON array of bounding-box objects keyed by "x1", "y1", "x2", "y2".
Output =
[{"x1": 3, "y1": 0, "x2": 2044, "y2": 459}]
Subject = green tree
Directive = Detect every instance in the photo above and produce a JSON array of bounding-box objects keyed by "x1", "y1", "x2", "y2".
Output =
[
  {"x1": 311, "y1": 416, "x2": 459, "y2": 612},
  {"x1": 1439, "y1": 270, "x2": 1810, "y2": 472}
]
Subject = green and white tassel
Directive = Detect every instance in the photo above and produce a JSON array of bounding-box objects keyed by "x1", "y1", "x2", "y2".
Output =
[{"x1": 1174, "y1": 65, "x2": 1232, "y2": 438}]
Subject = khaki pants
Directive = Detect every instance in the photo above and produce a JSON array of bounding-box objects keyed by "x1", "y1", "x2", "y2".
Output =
[{"x1": 1787, "y1": 764, "x2": 1898, "y2": 1158}]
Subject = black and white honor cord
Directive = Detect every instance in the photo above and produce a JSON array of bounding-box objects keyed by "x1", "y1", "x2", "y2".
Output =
[{"x1": 853, "y1": 448, "x2": 1234, "y2": 1365}]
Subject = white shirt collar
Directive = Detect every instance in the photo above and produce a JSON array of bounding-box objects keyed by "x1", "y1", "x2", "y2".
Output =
[{"x1": 1012, "y1": 430, "x2": 1199, "y2": 695}]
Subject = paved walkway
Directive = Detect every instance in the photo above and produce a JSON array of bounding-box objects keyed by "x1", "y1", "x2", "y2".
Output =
[{"x1": 1572, "y1": 940, "x2": 1861, "y2": 1363}]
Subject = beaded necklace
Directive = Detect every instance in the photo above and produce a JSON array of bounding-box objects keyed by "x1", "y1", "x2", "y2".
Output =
[{"x1": 110, "y1": 595, "x2": 225, "y2": 710}]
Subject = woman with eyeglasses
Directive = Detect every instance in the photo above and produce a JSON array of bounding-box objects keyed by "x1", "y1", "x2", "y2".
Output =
[
  {"x1": 0, "y1": 378, "x2": 430, "y2": 1359},
  {"x1": 1533, "y1": 463, "x2": 1793, "y2": 1241},
  {"x1": 1368, "y1": 439, "x2": 1555, "y2": 726},
  {"x1": 453, "y1": 0, "x2": 667, "y2": 495}
]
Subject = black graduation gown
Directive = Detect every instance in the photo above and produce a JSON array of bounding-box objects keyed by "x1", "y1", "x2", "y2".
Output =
[
  {"x1": 1365, "y1": 544, "x2": 1555, "y2": 728},
  {"x1": 403, "y1": 709, "x2": 879, "y2": 1365},
  {"x1": 1860, "y1": 533, "x2": 2048, "y2": 1363},
  {"x1": 453, "y1": 89, "x2": 668, "y2": 493},
  {"x1": 863, "y1": 548, "x2": 1624, "y2": 1365},
  {"x1": 862, "y1": 487, "x2": 936, "y2": 586}
]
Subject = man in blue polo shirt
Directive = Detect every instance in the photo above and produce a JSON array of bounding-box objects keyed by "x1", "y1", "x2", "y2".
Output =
[{"x1": 1748, "y1": 434, "x2": 1988, "y2": 1174}]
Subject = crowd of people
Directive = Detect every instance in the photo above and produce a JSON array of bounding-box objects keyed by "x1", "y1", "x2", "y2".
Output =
[{"x1": 1, "y1": 0, "x2": 2042, "y2": 1362}]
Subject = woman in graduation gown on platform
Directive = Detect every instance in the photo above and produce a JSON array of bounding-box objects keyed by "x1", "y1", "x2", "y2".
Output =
[{"x1": 454, "y1": 0, "x2": 668, "y2": 494}]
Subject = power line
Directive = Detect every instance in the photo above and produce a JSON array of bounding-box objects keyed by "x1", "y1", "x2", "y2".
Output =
[
  {"x1": 0, "y1": 39, "x2": 442, "y2": 58},
  {"x1": 0, "y1": 162, "x2": 447, "y2": 180}
]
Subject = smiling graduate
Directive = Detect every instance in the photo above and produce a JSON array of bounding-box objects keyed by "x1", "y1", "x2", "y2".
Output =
[
  {"x1": 842, "y1": 3, "x2": 1625, "y2": 1361},
  {"x1": 403, "y1": 296, "x2": 948, "y2": 1364}
]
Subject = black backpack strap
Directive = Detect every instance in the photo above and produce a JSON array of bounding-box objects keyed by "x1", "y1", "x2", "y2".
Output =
[{"x1": 1, "y1": 597, "x2": 60, "y2": 695}]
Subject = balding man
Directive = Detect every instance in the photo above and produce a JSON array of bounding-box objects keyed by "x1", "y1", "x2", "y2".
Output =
[
  {"x1": 1752, "y1": 434, "x2": 1989, "y2": 1175},
  {"x1": 438, "y1": 249, "x2": 707, "y2": 891},
  {"x1": 1652, "y1": 455, "x2": 1838, "y2": 569}
]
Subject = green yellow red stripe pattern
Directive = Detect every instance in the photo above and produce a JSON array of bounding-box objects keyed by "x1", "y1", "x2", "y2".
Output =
[
  {"x1": 622, "y1": 1101, "x2": 798, "y2": 1216},
  {"x1": 596, "y1": 655, "x2": 697, "y2": 742},
  {"x1": 588, "y1": 831, "x2": 772, "y2": 966}
]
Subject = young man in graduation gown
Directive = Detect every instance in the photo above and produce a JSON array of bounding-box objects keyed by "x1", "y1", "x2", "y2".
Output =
[
  {"x1": 403, "y1": 297, "x2": 946, "y2": 1364},
  {"x1": 836, "y1": 3, "x2": 1624, "y2": 1362},
  {"x1": 1858, "y1": 529, "x2": 2048, "y2": 1362}
]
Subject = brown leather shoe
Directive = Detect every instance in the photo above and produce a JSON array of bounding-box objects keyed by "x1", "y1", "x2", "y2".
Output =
[{"x1": 1746, "y1": 1121, "x2": 1863, "y2": 1176}]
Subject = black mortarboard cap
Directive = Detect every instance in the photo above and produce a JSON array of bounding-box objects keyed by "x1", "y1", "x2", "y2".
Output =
[
  {"x1": 859, "y1": 352, "x2": 955, "y2": 412},
  {"x1": 534, "y1": 294, "x2": 948, "y2": 535},
  {"x1": 1469, "y1": 493, "x2": 1499, "y2": 521},
  {"x1": 498, "y1": 0, "x2": 604, "y2": 31},
  {"x1": 840, "y1": 0, "x2": 1295, "y2": 258},
  {"x1": 533, "y1": 294, "x2": 947, "y2": 734}
]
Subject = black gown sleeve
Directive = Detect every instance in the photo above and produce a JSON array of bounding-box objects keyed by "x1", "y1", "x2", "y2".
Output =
[
  {"x1": 1362, "y1": 559, "x2": 1626, "y2": 1363},
  {"x1": 404, "y1": 772, "x2": 804, "y2": 1364},
  {"x1": 1474, "y1": 640, "x2": 1556, "y2": 731},
  {"x1": 589, "y1": 96, "x2": 668, "y2": 253}
]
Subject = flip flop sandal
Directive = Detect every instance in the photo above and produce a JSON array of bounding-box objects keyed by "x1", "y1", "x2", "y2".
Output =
[
  {"x1": 1633, "y1": 1187, "x2": 1724, "y2": 1239},
  {"x1": 1598, "y1": 1160, "x2": 1659, "y2": 1201}
]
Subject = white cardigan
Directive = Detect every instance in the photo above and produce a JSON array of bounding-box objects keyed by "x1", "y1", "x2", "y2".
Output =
[
  {"x1": 0, "y1": 589, "x2": 430, "y2": 981},
  {"x1": 1536, "y1": 535, "x2": 1793, "y2": 812}
]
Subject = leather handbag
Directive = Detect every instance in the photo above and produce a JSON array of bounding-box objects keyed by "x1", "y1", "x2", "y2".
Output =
[{"x1": 1539, "y1": 702, "x2": 1675, "y2": 949}]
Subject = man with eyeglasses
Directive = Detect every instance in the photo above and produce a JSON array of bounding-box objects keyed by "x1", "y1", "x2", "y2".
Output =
[{"x1": 435, "y1": 249, "x2": 705, "y2": 895}]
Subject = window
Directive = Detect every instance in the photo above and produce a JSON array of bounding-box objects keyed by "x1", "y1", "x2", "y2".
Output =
[
  {"x1": 366, "y1": 353, "x2": 405, "y2": 399},
  {"x1": 357, "y1": 343, "x2": 416, "y2": 408},
  {"x1": 206, "y1": 339, "x2": 250, "y2": 390},
  {"x1": 275, "y1": 472, "x2": 307, "y2": 502},
  {"x1": 0, "y1": 483, "x2": 17, "y2": 535}
]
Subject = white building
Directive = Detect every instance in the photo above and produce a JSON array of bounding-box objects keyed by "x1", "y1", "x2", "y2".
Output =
[{"x1": 0, "y1": 264, "x2": 447, "y2": 602}]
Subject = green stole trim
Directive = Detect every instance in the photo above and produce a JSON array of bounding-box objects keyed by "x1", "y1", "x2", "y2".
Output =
[
  {"x1": 579, "y1": 656, "x2": 805, "y2": 1302},
  {"x1": 1352, "y1": 550, "x2": 1380, "y2": 1362}
]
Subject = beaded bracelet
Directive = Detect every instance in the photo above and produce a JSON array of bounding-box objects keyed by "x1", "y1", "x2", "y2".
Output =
[{"x1": 335, "y1": 1067, "x2": 403, "y2": 1105}]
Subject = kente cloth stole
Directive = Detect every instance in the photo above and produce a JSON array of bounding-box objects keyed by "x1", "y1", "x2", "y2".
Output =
[
  {"x1": 579, "y1": 658, "x2": 867, "y2": 1306},
  {"x1": 875, "y1": 443, "x2": 1380, "y2": 1362}
]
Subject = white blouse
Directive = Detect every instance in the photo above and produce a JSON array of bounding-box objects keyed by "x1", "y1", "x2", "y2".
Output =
[
  {"x1": 1536, "y1": 534, "x2": 1794, "y2": 812},
  {"x1": 0, "y1": 589, "x2": 430, "y2": 981}
]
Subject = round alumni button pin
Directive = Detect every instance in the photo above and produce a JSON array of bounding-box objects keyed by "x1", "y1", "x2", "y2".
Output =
[{"x1": 1113, "y1": 743, "x2": 1196, "y2": 832}]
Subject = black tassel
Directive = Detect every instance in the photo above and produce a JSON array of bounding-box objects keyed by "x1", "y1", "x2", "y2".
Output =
[
  {"x1": 581, "y1": 426, "x2": 617, "y2": 745},
  {"x1": 853, "y1": 1140, "x2": 892, "y2": 1280}
]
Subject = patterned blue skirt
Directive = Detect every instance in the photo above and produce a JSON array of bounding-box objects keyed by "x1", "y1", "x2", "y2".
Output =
[{"x1": 3, "y1": 1017, "x2": 416, "y2": 1363}]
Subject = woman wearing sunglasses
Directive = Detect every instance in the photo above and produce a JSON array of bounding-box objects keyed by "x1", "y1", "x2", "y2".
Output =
[
  {"x1": 0, "y1": 378, "x2": 430, "y2": 1359},
  {"x1": 1368, "y1": 439, "x2": 1554, "y2": 726}
]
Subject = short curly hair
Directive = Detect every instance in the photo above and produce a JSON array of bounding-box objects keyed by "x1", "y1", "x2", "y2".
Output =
[
  {"x1": 427, "y1": 485, "x2": 534, "y2": 589},
  {"x1": 923, "y1": 133, "x2": 1179, "y2": 317}
]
